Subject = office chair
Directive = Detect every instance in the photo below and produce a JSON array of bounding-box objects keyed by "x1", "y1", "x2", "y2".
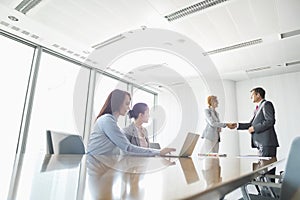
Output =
[
  {"x1": 41, "y1": 154, "x2": 83, "y2": 172},
  {"x1": 240, "y1": 136, "x2": 300, "y2": 200},
  {"x1": 46, "y1": 130, "x2": 85, "y2": 154}
]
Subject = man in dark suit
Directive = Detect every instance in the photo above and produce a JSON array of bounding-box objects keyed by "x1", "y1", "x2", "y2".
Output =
[
  {"x1": 236, "y1": 87, "x2": 279, "y2": 192},
  {"x1": 237, "y1": 87, "x2": 279, "y2": 157}
]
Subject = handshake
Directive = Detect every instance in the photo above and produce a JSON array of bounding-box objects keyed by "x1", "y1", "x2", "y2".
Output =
[{"x1": 226, "y1": 123, "x2": 237, "y2": 129}]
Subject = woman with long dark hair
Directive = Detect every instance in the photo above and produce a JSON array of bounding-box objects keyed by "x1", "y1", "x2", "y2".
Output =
[{"x1": 87, "y1": 89, "x2": 175, "y2": 156}]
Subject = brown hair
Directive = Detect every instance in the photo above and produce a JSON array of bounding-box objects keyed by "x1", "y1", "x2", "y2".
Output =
[
  {"x1": 96, "y1": 89, "x2": 131, "y2": 119},
  {"x1": 128, "y1": 103, "x2": 148, "y2": 119},
  {"x1": 207, "y1": 95, "x2": 217, "y2": 107},
  {"x1": 250, "y1": 87, "x2": 265, "y2": 99}
]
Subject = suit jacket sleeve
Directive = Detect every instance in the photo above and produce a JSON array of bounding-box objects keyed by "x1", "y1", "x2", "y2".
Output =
[
  {"x1": 204, "y1": 109, "x2": 226, "y2": 128},
  {"x1": 237, "y1": 122, "x2": 251, "y2": 130}
]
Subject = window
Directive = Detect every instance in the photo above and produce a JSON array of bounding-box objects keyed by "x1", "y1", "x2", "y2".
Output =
[
  {"x1": 93, "y1": 73, "x2": 128, "y2": 128},
  {"x1": 0, "y1": 34, "x2": 35, "y2": 200},
  {"x1": 26, "y1": 52, "x2": 90, "y2": 154},
  {"x1": 131, "y1": 87, "x2": 156, "y2": 141}
]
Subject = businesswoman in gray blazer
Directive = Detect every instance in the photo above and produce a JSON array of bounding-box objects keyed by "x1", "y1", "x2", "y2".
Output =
[
  {"x1": 201, "y1": 95, "x2": 234, "y2": 153},
  {"x1": 123, "y1": 103, "x2": 150, "y2": 148}
]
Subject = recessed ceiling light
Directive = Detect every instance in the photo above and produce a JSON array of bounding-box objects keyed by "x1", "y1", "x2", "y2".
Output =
[
  {"x1": 280, "y1": 29, "x2": 300, "y2": 39},
  {"x1": 15, "y1": 0, "x2": 43, "y2": 14},
  {"x1": 165, "y1": 0, "x2": 229, "y2": 22},
  {"x1": 245, "y1": 66, "x2": 271, "y2": 73},
  {"x1": 92, "y1": 34, "x2": 125, "y2": 49},
  {"x1": 285, "y1": 60, "x2": 300, "y2": 66},
  {"x1": 203, "y1": 38, "x2": 263, "y2": 56},
  {"x1": 163, "y1": 42, "x2": 173, "y2": 46},
  {"x1": 8, "y1": 16, "x2": 19, "y2": 21}
]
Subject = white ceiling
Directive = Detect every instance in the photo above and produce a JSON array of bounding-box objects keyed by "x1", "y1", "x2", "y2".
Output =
[{"x1": 1, "y1": 0, "x2": 300, "y2": 82}]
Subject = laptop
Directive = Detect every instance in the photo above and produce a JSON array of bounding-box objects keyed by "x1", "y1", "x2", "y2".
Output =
[{"x1": 162, "y1": 132, "x2": 199, "y2": 157}]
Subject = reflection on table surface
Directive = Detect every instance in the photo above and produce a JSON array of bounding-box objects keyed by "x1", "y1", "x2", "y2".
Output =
[
  {"x1": 202, "y1": 157, "x2": 222, "y2": 188},
  {"x1": 10, "y1": 153, "x2": 284, "y2": 200}
]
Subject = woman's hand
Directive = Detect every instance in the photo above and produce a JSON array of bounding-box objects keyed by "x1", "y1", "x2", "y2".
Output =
[
  {"x1": 226, "y1": 123, "x2": 237, "y2": 129},
  {"x1": 160, "y1": 148, "x2": 176, "y2": 156}
]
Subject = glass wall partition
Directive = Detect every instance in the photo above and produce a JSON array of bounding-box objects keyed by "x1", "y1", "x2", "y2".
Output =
[
  {"x1": 93, "y1": 73, "x2": 128, "y2": 128},
  {"x1": 25, "y1": 51, "x2": 90, "y2": 154},
  {"x1": 0, "y1": 31, "x2": 159, "y2": 200},
  {"x1": 131, "y1": 86, "x2": 157, "y2": 142},
  {"x1": 0, "y1": 34, "x2": 35, "y2": 200}
]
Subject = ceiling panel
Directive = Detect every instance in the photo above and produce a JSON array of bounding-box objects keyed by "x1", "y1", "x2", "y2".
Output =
[
  {"x1": 206, "y1": 6, "x2": 239, "y2": 47},
  {"x1": 147, "y1": 0, "x2": 180, "y2": 14},
  {"x1": 210, "y1": 49, "x2": 249, "y2": 73},
  {"x1": 277, "y1": 0, "x2": 300, "y2": 32},
  {"x1": 281, "y1": 37, "x2": 300, "y2": 61},
  {"x1": 250, "y1": 0, "x2": 279, "y2": 36},
  {"x1": 188, "y1": 13, "x2": 222, "y2": 50},
  {"x1": 227, "y1": 0, "x2": 258, "y2": 40},
  {"x1": 0, "y1": 0, "x2": 300, "y2": 81}
]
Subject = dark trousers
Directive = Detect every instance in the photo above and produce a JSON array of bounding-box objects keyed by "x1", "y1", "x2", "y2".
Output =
[
  {"x1": 251, "y1": 147, "x2": 278, "y2": 197},
  {"x1": 258, "y1": 146, "x2": 277, "y2": 157},
  {"x1": 258, "y1": 146, "x2": 277, "y2": 182}
]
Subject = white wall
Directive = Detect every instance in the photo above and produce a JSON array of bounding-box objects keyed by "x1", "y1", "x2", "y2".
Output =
[
  {"x1": 155, "y1": 79, "x2": 208, "y2": 151},
  {"x1": 157, "y1": 70, "x2": 300, "y2": 173},
  {"x1": 218, "y1": 80, "x2": 241, "y2": 179},
  {"x1": 219, "y1": 80, "x2": 239, "y2": 156},
  {"x1": 236, "y1": 71, "x2": 300, "y2": 161},
  {"x1": 154, "y1": 78, "x2": 240, "y2": 157}
]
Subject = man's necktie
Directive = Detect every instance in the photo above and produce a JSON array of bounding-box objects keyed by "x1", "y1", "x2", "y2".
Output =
[{"x1": 254, "y1": 105, "x2": 259, "y2": 115}]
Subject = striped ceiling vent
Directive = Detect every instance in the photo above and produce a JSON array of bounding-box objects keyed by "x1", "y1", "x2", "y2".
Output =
[
  {"x1": 165, "y1": 0, "x2": 229, "y2": 22},
  {"x1": 15, "y1": 0, "x2": 42, "y2": 14},
  {"x1": 203, "y1": 38, "x2": 263, "y2": 56}
]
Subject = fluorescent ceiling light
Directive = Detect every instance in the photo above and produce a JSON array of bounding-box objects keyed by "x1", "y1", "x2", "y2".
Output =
[
  {"x1": 245, "y1": 66, "x2": 271, "y2": 73},
  {"x1": 15, "y1": 0, "x2": 42, "y2": 14},
  {"x1": 165, "y1": 0, "x2": 229, "y2": 22},
  {"x1": 203, "y1": 38, "x2": 263, "y2": 56},
  {"x1": 286, "y1": 60, "x2": 300, "y2": 66},
  {"x1": 138, "y1": 64, "x2": 165, "y2": 72},
  {"x1": 92, "y1": 34, "x2": 126, "y2": 49},
  {"x1": 280, "y1": 29, "x2": 300, "y2": 39}
]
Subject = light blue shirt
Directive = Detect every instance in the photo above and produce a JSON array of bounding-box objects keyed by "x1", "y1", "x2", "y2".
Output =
[{"x1": 87, "y1": 114, "x2": 160, "y2": 156}]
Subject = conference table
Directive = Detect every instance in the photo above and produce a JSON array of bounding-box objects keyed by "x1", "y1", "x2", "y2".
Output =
[{"x1": 9, "y1": 153, "x2": 284, "y2": 200}]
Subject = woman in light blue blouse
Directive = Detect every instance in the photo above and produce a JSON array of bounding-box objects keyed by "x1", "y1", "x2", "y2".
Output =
[{"x1": 87, "y1": 89, "x2": 175, "y2": 156}]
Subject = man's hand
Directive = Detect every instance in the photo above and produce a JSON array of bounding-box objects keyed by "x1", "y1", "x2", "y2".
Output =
[
  {"x1": 226, "y1": 123, "x2": 237, "y2": 129},
  {"x1": 248, "y1": 126, "x2": 255, "y2": 133}
]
